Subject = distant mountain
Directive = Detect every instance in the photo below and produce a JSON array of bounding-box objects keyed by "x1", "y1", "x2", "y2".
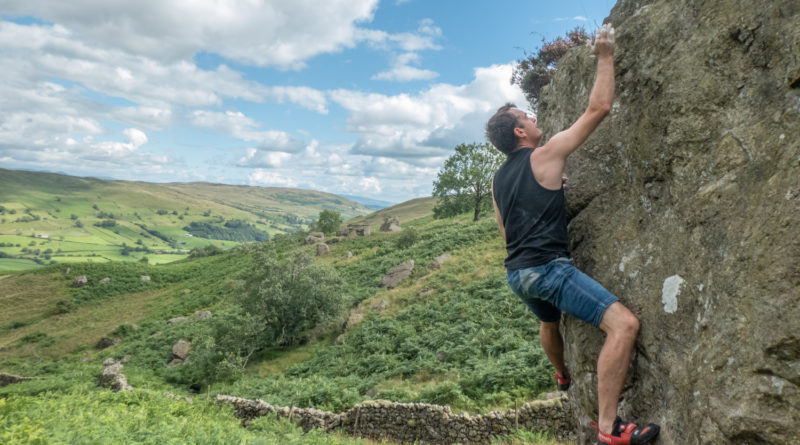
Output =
[
  {"x1": 338, "y1": 194, "x2": 396, "y2": 210},
  {"x1": 0, "y1": 168, "x2": 373, "y2": 271}
]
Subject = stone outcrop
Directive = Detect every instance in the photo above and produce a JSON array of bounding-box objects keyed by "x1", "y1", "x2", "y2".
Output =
[
  {"x1": 337, "y1": 224, "x2": 371, "y2": 237},
  {"x1": 98, "y1": 360, "x2": 132, "y2": 392},
  {"x1": 172, "y1": 340, "x2": 192, "y2": 362},
  {"x1": 140, "y1": 275, "x2": 150, "y2": 281},
  {"x1": 72, "y1": 275, "x2": 88, "y2": 287},
  {"x1": 379, "y1": 260, "x2": 414, "y2": 289},
  {"x1": 99, "y1": 277, "x2": 110, "y2": 284},
  {"x1": 306, "y1": 232, "x2": 325, "y2": 244},
  {"x1": 216, "y1": 394, "x2": 575, "y2": 444},
  {"x1": 537, "y1": 1, "x2": 800, "y2": 443},
  {"x1": 379, "y1": 216, "x2": 402, "y2": 232},
  {"x1": 317, "y1": 243, "x2": 330, "y2": 256}
]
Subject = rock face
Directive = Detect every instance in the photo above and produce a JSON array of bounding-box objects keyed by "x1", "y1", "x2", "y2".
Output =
[
  {"x1": 379, "y1": 260, "x2": 414, "y2": 289},
  {"x1": 306, "y1": 232, "x2": 325, "y2": 244},
  {"x1": 379, "y1": 216, "x2": 402, "y2": 232},
  {"x1": 537, "y1": 1, "x2": 800, "y2": 443},
  {"x1": 172, "y1": 339, "x2": 191, "y2": 360},
  {"x1": 98, "y1": 361, "x2": 132, "y2": 392}
]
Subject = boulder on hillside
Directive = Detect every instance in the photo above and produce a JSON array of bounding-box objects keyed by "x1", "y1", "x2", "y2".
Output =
[
  {"x1": 172, "y1": 339, "x2": 191, "y2": 361},
  {"x1": 338, "y1": 224, "x2": 371, "y2": 237},
  {"x1": 193, "y1": 310, "x2": 212, "y2": 320},
  {"x1": 317, "y1": 243, "x2": 330, "y2": 256},
  {"x1": 99, "y1": 277, "x2": 110, "y2": 284},
  {"x1": 380, "y1": 216, "x2": 402, "y2": 232},
  {"x1": 167, "y1": 316, "x2": 187, "y2": 324},
  {"x1": 140, "y1": 275, "x2": 150, "y2": 281},
  {"x1": 305, "y1": 233, "x2": 325, "y2": 244},
  {"x1": 72, "y1": 275, "x2": 88, "y2": 288},
  {"x1": 539, "y1": 1, "x2": 800, "y2": 443},
  {"x1": 379, "y1": 260, "x2": 414, "y2": 289},
  {"x1": 98, "y1": 361, "x2": 132, "y2": 392}
]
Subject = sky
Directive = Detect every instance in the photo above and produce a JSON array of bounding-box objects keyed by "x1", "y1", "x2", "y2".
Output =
[{"x1": 0, "y1": 0, "x2": 615, "y2": 204}]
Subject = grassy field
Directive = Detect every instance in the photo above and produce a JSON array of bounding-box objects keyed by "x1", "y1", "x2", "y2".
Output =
[
  {"x1": 0, "y1": 178, "x2": 571, "y2": 443},
  {"x1": 0, "y1": 168, "x2": 374, "y2": 273}
]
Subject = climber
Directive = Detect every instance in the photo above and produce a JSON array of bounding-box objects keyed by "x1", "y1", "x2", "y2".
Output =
[{"x1": 486, "y1": 24, "x2": 660, "y2": 445}]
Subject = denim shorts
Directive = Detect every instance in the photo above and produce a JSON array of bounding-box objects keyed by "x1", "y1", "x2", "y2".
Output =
[{"x1": 506, "y1": 257, "x2": 618, "y2": 327}]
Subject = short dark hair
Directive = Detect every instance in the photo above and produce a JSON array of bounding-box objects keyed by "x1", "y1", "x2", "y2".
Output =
[{"x1": 485, "y1": 103, "x2": 522, "y2": 155}]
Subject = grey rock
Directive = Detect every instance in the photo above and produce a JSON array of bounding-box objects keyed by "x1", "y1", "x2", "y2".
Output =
[
  {"x1": 140, "y1": 275, "x2": 150, "y2": 281},
  {"x1": 317, "y1": 243, "x2": 330, "y2": 256},
  {"x1": 167, "y1": 316, "x2": 187, "y2": 324},
  {"x1": 99, "y1": 277, "x2": 110, "y2": 284},
  {"x1": 72, "y1": 275, "x2": 88, "y2": 288},
  {"x1": 102, "y1": 358, "x2": 117, "y2": 366},
  {"x1": 194, "y1": 310, "x2": 212, "y2": 320},
  {"x1": 379, "y1": 260, "x2": 414, "y2": 289},
  {"x1": 345, "y1": 251, "x2": 353, "y2": 259},
  {"x1": 172, "y1": 339, "x2": 191, "y2": 360},
  {"x1": 537, "y1": 1, "x2": 800, "y2": 443},
  {"x1": 98, "y1": 362, "x2": 132, "y2": 392},
  {"x1": 0, "y1": 372, "x2": 33, "y2": 387},
  {"x1": 345, "y1": 312, "x2": 364, "y2": 329},
  {"x1": 379, "y1": 216, "x2": 402, "y2": 232},
  {"x1": 371, "y1": 299, "x2": 388, "y2": 311}
]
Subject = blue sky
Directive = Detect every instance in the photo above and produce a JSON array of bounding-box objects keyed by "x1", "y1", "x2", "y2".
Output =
[{"x1": 0, "y1": 0, "x2": 614, "y2": 203}]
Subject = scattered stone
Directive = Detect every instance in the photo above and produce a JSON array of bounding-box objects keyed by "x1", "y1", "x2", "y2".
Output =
[
  {"x1": 167, "y1": 358, "x2": 183, "y2": 367},
  {"x1": 193, "y1": 310, "x2": 212, "y2": 320},
  {"x1": 95, "y1": 337, "x2": 120, "y2": 350},
  {"x1": 338, "y1": 224, "x2": 371, "y2": 237},
  {"x1": 140, "y1": 275, "x2": 150, "y2": 281},
  {"x1": 317, "y1": 243, "x2": 330, "y2": 256},
  {"x1": 379, "y1": 260, "x2": 414, "y2": 289},
  {"x1": 167, "y1": 316, "x2": 187, "y2": 324},
  {"x1": 172, "y1": 340, "x2": 191, "y2": 360},
  {"x1": 99, "y1": 277, "x2": 111, "y2": 284},
  {"x1": 182, "y1": 289, "x2": 191, "y2": 294},
  {"x1": 102, "y1": 357, "x2": 117, "y2": 366},
  {"x1": 72, "y1": 275, "x2": 88, "y2": 288},
  {"x1": 121, "y1": 355, "x2": 132, "y2": 363},
  {"x1": 327, "y1": 237, "x2": 340, "y2": 244},
  {"x1": 345, "y1": 251, "x2": 353, "y2": 259},
  {"x1": 98, "y1": 361, "x2": 132, "y2": 392},
  {"x1": 427, "y1": 254, "x2": 452, "y2": 270},
  {"x1": 305, "y1": 232, "x2": 325, "y2": 244}
]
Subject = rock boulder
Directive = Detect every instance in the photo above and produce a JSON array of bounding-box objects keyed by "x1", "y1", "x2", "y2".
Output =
[
  {"x1": 538, "y1": 1, "x2": 800, "y2": 443},
  {"x1": 379, "y1": 260, "x2": 414, "y2": 289}
]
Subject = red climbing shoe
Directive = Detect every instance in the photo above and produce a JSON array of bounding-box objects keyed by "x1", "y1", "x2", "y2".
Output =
[
  {"x1": 554, "y1": 373, "x2": 571, "y2": 391},
  {"x1": 592, "y1": 416, "x2": 660, "y2": 445}
]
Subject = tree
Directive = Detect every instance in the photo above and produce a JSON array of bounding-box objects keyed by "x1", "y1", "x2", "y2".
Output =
[
  {"x1": 316, "y1": 210, "x2": 343, "y2": 235},
  {"x1": 512, "y1": 26, "x2": 591, "y2": 111},
  {"x1": 433, "y1": 142, "x2": 505, "y2": 221},
  {"x1": 240, "y1": 245, "x2": 345, "y2": 346}
]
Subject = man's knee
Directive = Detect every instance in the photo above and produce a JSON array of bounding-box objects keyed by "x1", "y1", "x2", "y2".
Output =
[{"x1": 600, "y1": 302, "x2": 639, "y2": 338}]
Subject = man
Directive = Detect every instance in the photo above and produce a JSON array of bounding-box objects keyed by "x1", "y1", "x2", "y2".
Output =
[{"x1": 486, "y1": 24, "x2": 660, "y2": 445}]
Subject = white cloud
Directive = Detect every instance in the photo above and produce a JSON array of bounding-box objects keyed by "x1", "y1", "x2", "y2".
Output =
[
  {"x1": 3, "y1": 0, "x2": 381, "y2": 70},
  {"x1": 191, "y1": 110, "x2": 306, "y2": 153},
  {"x1": 237, "y1": 149, "x2": 293, "y2": 168},
  {"x1": 248, "y1": 170, "x2": 299, "y2": 187},
  {"x1": 359, "y1": 177, "x2": 382, "y2": 194},
  {"x1": 554, "y1": 16, "x2": 588, "y2": 22},
  {"x1": 372, "y1": 52, "x2": 439, "y2": 82},
  {"x1": 330, "y1": 63, "x2": 527, "y2": 160}
]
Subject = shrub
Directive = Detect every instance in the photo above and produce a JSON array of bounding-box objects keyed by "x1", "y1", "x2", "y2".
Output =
[{"x1": 395, "y1": 227, "x2": 418, "y2": 249}]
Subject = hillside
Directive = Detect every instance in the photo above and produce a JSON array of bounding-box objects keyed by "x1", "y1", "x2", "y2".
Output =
[
  {"x1": 0, "y1": 203, "x2": 565, "y2": 444},
  {"x1": 0, "y1": 169, "x2": 373, "y2": 272}
]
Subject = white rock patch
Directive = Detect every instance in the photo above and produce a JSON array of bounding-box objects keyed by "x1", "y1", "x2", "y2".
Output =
[{"x1": 661, "y1": 275, "x2": 685, "y2": 313}]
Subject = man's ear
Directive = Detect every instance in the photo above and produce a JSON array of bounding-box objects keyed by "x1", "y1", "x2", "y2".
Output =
[{"x1": 513, "y1": 127, "x2": 525, "y2": 138}]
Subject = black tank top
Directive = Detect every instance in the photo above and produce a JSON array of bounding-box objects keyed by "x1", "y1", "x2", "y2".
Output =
[{"x1": 493, "y1": 147, "x2": 570, "y2": 269}]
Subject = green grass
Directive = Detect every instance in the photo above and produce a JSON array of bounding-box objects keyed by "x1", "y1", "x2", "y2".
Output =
[{"x1": 0, "y1": 200, "x2": 567, "y2": 443}]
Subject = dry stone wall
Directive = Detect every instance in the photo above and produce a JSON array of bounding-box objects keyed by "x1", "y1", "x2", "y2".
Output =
[{"x1": 216, "y1": 394, "x2": 575, "y2": 444}]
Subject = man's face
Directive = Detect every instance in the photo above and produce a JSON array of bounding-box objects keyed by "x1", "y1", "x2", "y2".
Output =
[{"x1": 512, "y1": 109, "x2": 542, "y2": 146}]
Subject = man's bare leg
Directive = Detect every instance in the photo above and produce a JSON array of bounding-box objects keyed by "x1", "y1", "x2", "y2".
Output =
[
  {"x1": 540, "y1": 321, "x2": 570, "y2": 381},
  {"x1": 596, "y1": 302, "x2": 640, "y2": 434}
]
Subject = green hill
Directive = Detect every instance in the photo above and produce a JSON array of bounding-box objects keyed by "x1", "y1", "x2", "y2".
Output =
[
  {"x1": 0, "y1": 203, "x2": 561, "y2": 444},
  {"x1": 0, "y1": 169, "x2": 373, "y2": 272}
]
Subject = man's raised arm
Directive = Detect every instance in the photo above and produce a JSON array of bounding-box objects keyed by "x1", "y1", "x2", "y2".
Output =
[{"x1": 539, "y1": 24, "x2": 616, "y2": 163}]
